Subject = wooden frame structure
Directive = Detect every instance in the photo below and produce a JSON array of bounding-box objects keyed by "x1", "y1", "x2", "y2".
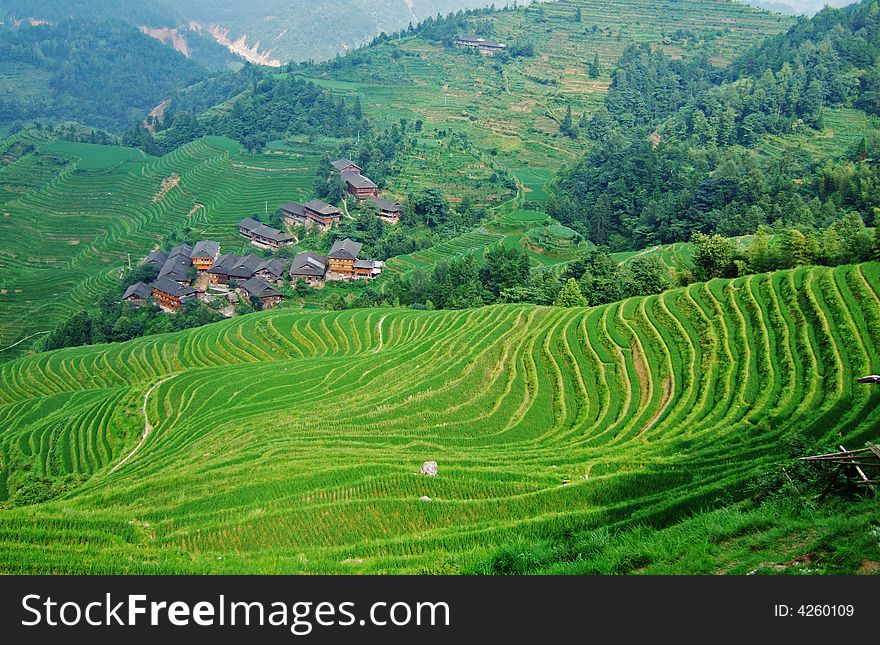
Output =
[{"x1": 800, "y1": 444, "x2": 880, "y2": 500}]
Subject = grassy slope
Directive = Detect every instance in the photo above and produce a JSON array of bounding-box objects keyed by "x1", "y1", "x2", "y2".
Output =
[
  {"x1": 0, "y1": 135, "x2": 324, "y2": 360},
  {"x1": 298, "y1": 0, "x2": 791, "y2": 200},
  {"x1": 0, "y1": 262, "x2": 878, "y2": 573}
]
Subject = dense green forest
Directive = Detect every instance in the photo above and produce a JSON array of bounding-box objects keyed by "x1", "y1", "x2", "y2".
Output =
[
  {"x1": 549, "y1": 0, "x2": 880, "y2": 250},
  {"x1": 0, "y1": 19, "x2": 211, "y2": 129}
]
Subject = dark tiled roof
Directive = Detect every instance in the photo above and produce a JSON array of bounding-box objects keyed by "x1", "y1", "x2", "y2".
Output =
[
  {"x1": 191, "y1": 240, "x2": 220, "y2": 259},
  {"x1": 143, "y1": 250, "x2": 169, "y2": 266},
  {"x1": 159, "y1": 253, "x2": 192, "y2": 282},
  {"x1": 289, "y1": 251, "x2": 327, "y2": 277},
  {"x1": 228, "y1": 254, "x2": 263, "y2": 279},
  {"x1": 251, "y1": 223, "x2": 293, "y2": 243},
  {"x1": 122, "y1": 282, "x2": 152, "y2": 301},
  {"x1": 304, "y1": 199, "x2": 342, "y2": 216},
  {"x1": 331, "y1": 158, "x2": 360, "y2": 172},
  {"x1": 241, "y1": 277, "x2": 282, "y2": 299},
  {"x1": 457, "y1": 35, "x2": 506, "y2": 48},
  {"x1": 168, "y1": 244, "x2": 193, "y2": 259},
  {"x1": 239, "y1": 217, "x2": 261, "y2": 232},
  {"x1": 341, "y1": 171, "x2": 377, "y2": 189},
  {"x1": 328, "y1": 238, "x2": 363, "y2": 260},
  {"x1": 369, "y1": 197, "x2": 402, "y2": 212},
  {"x1": 152, "y1": 276, "x2": 198, "y2": 299},
  {"x1": 207, "y1": 253, "x2": 240, "y2": 275},
  {"x1": 256, "y1": 258, "x2": 287, "y2": 278},
  {"x1": 280, "y1": 202, "x2": 306, "y2": 216}
]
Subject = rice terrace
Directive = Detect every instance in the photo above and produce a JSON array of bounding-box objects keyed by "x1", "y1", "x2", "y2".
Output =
[{"x1": 1, "y1": 0, "x2": 880, "y2": 578}]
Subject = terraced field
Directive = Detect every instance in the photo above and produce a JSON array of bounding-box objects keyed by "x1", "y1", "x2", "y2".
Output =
[
  {"x1": 0, "y1": 136, "x2": 323, "y2": 359},
  {"x1": 1, "y1": 262, "x2": 878, "y2": 573},
  {"x1": 299, "y1": 0, "x2": 790, "y2": 198}
]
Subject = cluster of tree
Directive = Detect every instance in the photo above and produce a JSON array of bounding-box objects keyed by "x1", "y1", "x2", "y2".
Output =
[
  {"x1": 552, "y1": 0, "x2": 880, "y2": 251},
  {"x1": 127, "y1": 74, "x2": 370, "y2": 154},
  {"x1": 691, "y1": 213, "x2": 877, "y2": 281},
  {"x1": 379, "y1": 244, "x2": 669, "y2": 311},
  {"x1": 40, "y1": 264, "x2": 223, "y2": 352},
  {"x1": 0, "y1": 19, "x2": 210, "y2": 130}
]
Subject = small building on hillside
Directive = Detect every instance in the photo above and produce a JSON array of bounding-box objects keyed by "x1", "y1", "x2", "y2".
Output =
[
  {"x1": 368, "y1": 197, "x2": 403, "y2": 224},
  {"x1": 327, "y1": 238, "x2": 363, "y2": 277},
  {"x1": 456, "y1": 35, "x2": 507, "y2": 54},
  {"x1": 239, "y1": 217, "x2": 261, "y2": 238},
  {"x1": 143, "y1": 250, "x2": 169, "y2": 269},
  {"x1": 151, "y1": 276, "x2": 199, "y2": 311},
  {"x1": 240, "y1": 277, "x2": 284, "y2": 309},
  {"x1": 228, "y1": 254, "x2": 264, "y2": 282},
  {"x1": 341, "y1": 171, "x2": 379, "y2": 201},
  {"x1": 246, "y1": 221, "x2": 295, "y2": 250},
  {"x1": 327, "y1": 238, "x2": 382, "y2": 280},
  {"x1": 158, "y1": 244, "x2": 194, "y2": 284},
  {"x1": 122, "y1": 282, "x2": 153, "y2": 306},
  {"x1": 191, "y1": 240, "x2": 221, "y2": 271},
  {"x1": 289, "y1": 251, "x2": 328, "y2": 287},
  {"x1": 282, "y1": 200, "x2": 344, "y2": 231},
  {"x1": 331, "y1": 158, "x2": 362, "y2": 174},
  {"x1": 207, "y1": 253, "x2": 240, "y2": 285},
  {"x1": 255, "y1": 258, "x2": 289, "y2": 285}
]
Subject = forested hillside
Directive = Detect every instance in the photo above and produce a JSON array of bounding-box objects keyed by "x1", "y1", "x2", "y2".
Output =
[
  {"x1": 0, "y1": 19, "x2": 213, "y2": 130},
  {"x1": 549, "y1": 0, "x2": 880, "y2": 249}
]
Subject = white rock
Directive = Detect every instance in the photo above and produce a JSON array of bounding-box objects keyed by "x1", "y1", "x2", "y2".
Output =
[
  {"x1": 420, "y1": 461, "x2": 438, "y2": 477},
  {"x1": 419, "y1": 496, "x2": 432, "y2": 502}
]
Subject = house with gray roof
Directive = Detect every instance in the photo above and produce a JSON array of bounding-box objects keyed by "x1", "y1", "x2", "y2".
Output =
[
  {"x1": 191, "y1": 240, "x2": 221, "y2": 270},
  {"x1": 122, "y1": 282, "x2": 153, "y2": 306},
  {"x1": 240, "y1": 277, "x2": 284, "y2": 309},
  {"x1": 341, "y1": 171, "x2": 379, "y2": 200},
  {"x1": 289, "y1": 251, "x2": 328, "y2": 287}
]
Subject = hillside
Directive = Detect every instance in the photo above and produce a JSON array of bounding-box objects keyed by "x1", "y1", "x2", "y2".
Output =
[
  {"x1": 0, "y1": 262, "x2": 878, "y2": 573},
  {"x1": 290, "y1": 0, "x2": 791, "y2": 203},
  {"x1": 0, "y1": 18, "x2": 219, "y2": 130},
  {"x1": 0, "y1": 135, "x2": 324, "y2": 359},
  {"x1": 0, "y1": 0, "x2": 511, "y2": 64}
]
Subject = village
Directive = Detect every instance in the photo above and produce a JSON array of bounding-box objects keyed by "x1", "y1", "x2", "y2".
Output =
[{"x1": 122, "y1": 159, "x2": 391, "y2": 314}]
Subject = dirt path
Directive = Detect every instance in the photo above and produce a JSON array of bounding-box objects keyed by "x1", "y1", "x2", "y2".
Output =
[
  {"x1": 0, "y1": 330, "x2": 49, "y2": 353},
  {"x1": 111, "y1": 375, "x2": 177, "y2": 473},
  {"x1": 374, "y1": 315, "x2": 387, "y2": 352},
  {"x1": 342, "y1": 200, "x2": 355, "y2": 220}
]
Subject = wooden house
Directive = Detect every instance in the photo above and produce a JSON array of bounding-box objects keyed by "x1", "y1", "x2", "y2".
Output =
[
  {"x1": 122, "y1": 282, "x2": 152, "y2": 306},
  {"x1": 254, "y1": 258, "x2": 289, "y2": 285},
  {"x1": 281, "y1": 200, "x2": 342, "y2": 231},
  {"x1": 456, "y1": 35, "x2": 507, "y2": 53},
  {"x1": 289, "y1": 251, "x2": 328, "y2": 287},
  {"x1": 331, "y1": 158, "x2": 362, "y2": 174},
  {"x1": 151, "y1": 276, "x2": 199, "y2": 311},
  {"x1": 158, "y1": 244, "x2": 193, "y2": 284},
  {"x1": 327, "y1": 238, "x2": 363, "y2": 278},
  {"x1": 341, "y1": 171, "x2": 379, "y2": 200},
  {"x1": 191, "y1": 240, "x2": 220, "y2": 271},
  {"x1": 240, "y1": 277, "x2": 284, "y2": 309},
  {"x1": 368, "y1": 197, "x2": 403, "y2": 224},
  {"x1": 207, "y1": 253, "x2": 239, "y2": 285}
]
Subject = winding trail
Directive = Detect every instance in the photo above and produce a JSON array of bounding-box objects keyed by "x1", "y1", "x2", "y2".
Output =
[
  {"x1": 0, "y1": 331, "x2": 49, "y2": 353},
  {"x1": 374, "y1": 315, "x2": 387, "y2": 353},
  {"x1": 111, "y1": 375, "x2": 177, "y2": 473}
]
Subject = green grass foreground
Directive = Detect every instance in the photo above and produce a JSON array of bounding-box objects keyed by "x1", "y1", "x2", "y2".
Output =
[{"x1": 0, "y1": 262, "x2": 879, "y2": 573}]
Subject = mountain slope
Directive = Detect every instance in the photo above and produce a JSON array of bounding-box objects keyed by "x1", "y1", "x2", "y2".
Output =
[
  {"x1": 0, "y1": 19, "x2": 214, "y2": 129},
  {"x1": 0, "y1": 262, "x2": 878, "y2": 572}
]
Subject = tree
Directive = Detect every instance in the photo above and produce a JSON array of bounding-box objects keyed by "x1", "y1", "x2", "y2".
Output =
[
  {"x1": 560, "y1": 105, "x2": 577, "y2": 139},
  {"x1": 747, "y1": 225, "x2": 777, "y2": 273},
  {"x1": 780, "y1": 228, "x2": 815, "y2": 267},
  {"x1": 411, "y1": 188, "x2": 449, "y2": 227},
  {"x1": 554, "y1": 278, "x2": 588, "y2": 308},
  {"x1": 588, "y1": 52, "x2": 600, "y2": 79},
  {"x1": 691, "y1": 233, "x2": 735, "y2": 280},
  {"x1": 625, "y1": 256, "x2": 667, "y2": 296}
]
